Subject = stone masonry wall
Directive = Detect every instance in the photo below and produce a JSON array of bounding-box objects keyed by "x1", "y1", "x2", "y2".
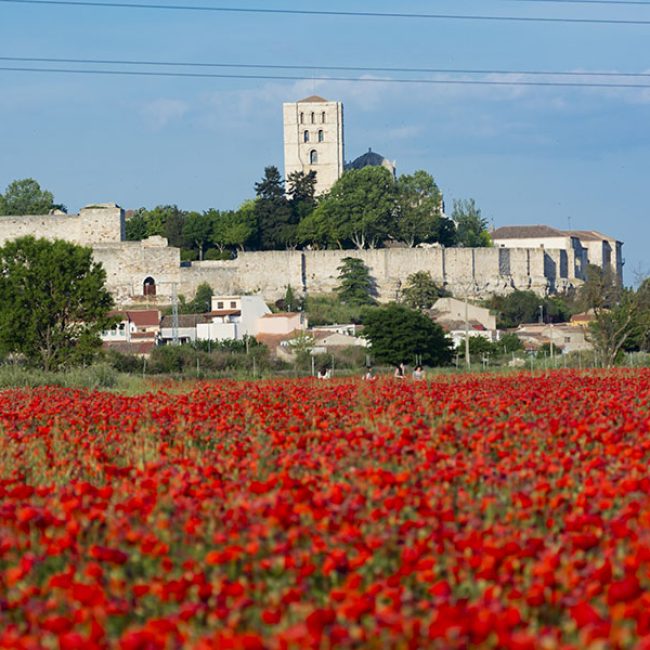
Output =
[
  {"x1": 93, "y1": 238, "x2": 181, "y2": 304},
  {"x1": 178, "y1": 247, "x2": 556, "y2": 304},
  {"x1": 0, "y1": 204, "x2": 124, "y2": 248}
]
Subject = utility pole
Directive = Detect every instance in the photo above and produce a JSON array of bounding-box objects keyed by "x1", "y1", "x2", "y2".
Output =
[
  {"x1": 464, "y1": 292, "x2": 470, "y2": 369},
  {"x1": 171, "y1": 283, "x2": 179, "y2": 346}
]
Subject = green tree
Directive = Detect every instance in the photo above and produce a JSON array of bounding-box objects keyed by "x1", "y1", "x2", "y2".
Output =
[
  {"x1": 394, "y1": 171, "x2": 451, "y2": 247},
  {"x1": 287, "y1": 170, "x2": 317, "y2": 222},
  {"x1": 452, "y1": 199, "x2": 491, "y2": 247},
  {"x1": 401, "y1": 271, "x2": 446, "y2": 310},
  {"x1": 578, "y1": 265, "x2": 644, "y2": 366},
  {"x1": 312, "y1": 166, "x2": 397, "y2": 249},
  {"x1": 462, "y1": 336, "x2": 496, "y2": 362},
  {"x1": 210, "y1": 205, "x2": 256, "y2": 253},
  {"x1": 164, "y1": 206, "x2": 186, "y2": 248},
  {"x1": 186, "y1": 282, "x2": 214, "y2": 313},
  {"x1": 0, "y1": 178, "x2": 55, "y2": 216},
  {"x1": 495, "y1": 332, "x2": 524, "y2": 355},
  {"x1": 0, "y1": 237, "x2": 113, "y2": 370},
  {"x1": 631, "y1": 277, "x2": 650, "y2": 351},
  {"x1": 486, "y1": 291, "x2": 540, "y2": 328},
  {"x1": 280, "y1": 285, "x2": 302, "y2": 312},
  {"x1": 125, "y1": 210, "x2": 148, "y2": 241},
  {"x1": 254, "y1": 166, "x2": 294, "y2": 250},
  {"x1": 486, "y1": 291, "x2": 572, "y2": 328},
  {"x1": 363, "y1": 304, "x2": 453, "y2": 367},
  {"x1": 335, "y1": 257, "x2": 377, "y2": 306},
  {"x1": 296, "y1": 205, "x2": 334, "y2": 249},
  {"x1": 183, "y1": 211, "x2": 212, "y2": 261}
]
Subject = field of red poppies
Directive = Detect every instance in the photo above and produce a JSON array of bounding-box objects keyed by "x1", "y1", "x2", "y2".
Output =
[{"x1": 1, "y1": 370, "x2": 650, "y2": 649}]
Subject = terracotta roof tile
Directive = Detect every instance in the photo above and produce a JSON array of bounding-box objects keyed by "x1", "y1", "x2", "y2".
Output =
[{"x1": 125, "y1": 310, "x2": 160, "y2": 327}]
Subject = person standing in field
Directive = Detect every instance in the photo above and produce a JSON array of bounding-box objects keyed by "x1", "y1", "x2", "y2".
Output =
[
  {"x1": 412, "y1": 364, "x2": 426, "y2": 380},
  {"x1": 363, "y1": 366, "x2": 376, "y2": 381},
  {"x1": 394, "y1": 362, "x2": 406, "y2": 379}
]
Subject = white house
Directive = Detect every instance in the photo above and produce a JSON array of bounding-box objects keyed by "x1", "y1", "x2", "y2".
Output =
[
  {"x1": 102, "y1": 310, "x2": 161, "y2": 355},
  {"x1": 514, "y1": 323, "x2": 592, "y2": 354},
  {"x1": 199, "y1": 295, "x2": 272, "y2": 342}
]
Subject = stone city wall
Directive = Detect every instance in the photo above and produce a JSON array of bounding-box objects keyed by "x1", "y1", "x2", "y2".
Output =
[
  {"x1": 93, "y1": 237, "x2": 181, "y2": 305},
  {"x1": 178, "y1": 247, "x2": 561, "y2": 304},
  {"x1": 0, "y1": 204, "x2": 124, "y2": 248}
]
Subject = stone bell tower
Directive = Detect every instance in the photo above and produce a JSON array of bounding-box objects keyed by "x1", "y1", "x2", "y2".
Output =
[{"x1": 283, "y1": 96, "x2": 344, "y2": 196}]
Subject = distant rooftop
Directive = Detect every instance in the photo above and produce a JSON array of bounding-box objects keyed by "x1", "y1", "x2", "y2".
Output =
[
  {"x1": 346, "y1": 148, "x2": 396, "y2": 175},
  {"x1": 492, "y1": 225, "x2": 620, "y2": 242},
  {"x1": 491, "y1": 225, "x2": 566, "y2": 239},
  {"x1": 298, "y1": 95, "x2": 328, "y2": 103},
  {"x1": 567, "y1": 230, "x2": 621, "y2": 243}
]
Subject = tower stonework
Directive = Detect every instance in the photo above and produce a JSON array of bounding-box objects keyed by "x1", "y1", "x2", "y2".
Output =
[{"x1": 283, "y1": 96, "x2": 344, "y2": 196}]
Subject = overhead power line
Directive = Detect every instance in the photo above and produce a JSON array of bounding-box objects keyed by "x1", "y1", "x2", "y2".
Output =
[
  {"x1": 2, "y1": 55, "x2": 650, "y2": 79},
  {"x1": 2, "y1": 65, "x2": 650, "y2": 89},
  {"x1": 3, "y1": 0, "x2": 650, "y2": 26},
  {"x1": 480, "y1": 0, "x2": 650, "y2": 4}
]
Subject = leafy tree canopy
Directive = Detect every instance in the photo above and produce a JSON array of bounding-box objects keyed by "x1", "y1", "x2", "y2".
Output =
[
  {"x1": 576, "y1": 265, "x2": 648, "y2": 366},
  {"x1": 0, "y1": 178, "x2": 56, "y2": 216},
  {"x1": 485, "y1": 290, "x2": 571, "y2": 329},
  {"x1": 402, "y1": 271, "x2": 447, "y2": 310},
  {"x1": 314, "y1": 166, "x2": 397, "y2": 249},
  {"x1": 0, "y1": 236, "x2": 113, "y2": 370},
  {"x1": 287, "y1": 170, "x2": 317, "y2": 222},
  {"x1": 395, "y1": 171, "x2": 455, "y2": 247},
  {"x1": 210, "y1": 205, "x2": 257, "y2": 253},
  {"x1": 254, "y1": 166, "x2": 294, "y2": 250},
  {"x1": 335, "y1": 257, "x2": 377, "y2": 306},
  {"x1": 452, "y1": 199, "x2": 491, "y2": 248},
  {"x1": 182, "y1": 211, "x2": 212, "y2": 261},
  {"x1": 363, "y1": 304, "x2": 453, "y2": 367}
]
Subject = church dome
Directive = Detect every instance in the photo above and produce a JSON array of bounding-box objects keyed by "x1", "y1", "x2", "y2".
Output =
[{"x1": 346, "y1": 148, "x2": 396, "y2": 176}]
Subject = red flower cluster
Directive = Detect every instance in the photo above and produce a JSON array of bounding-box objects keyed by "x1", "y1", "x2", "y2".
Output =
[{"x1": 1, "y1": 371, "x2": 650, "y2": 648}]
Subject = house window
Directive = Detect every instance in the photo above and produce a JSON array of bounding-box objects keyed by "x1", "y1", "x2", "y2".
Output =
[
  {"x1": 230, "y1": 301, "x2": 237, "y2": 309},
  {"x1": 217, "y1": 301, "x2": 224, "y2": 309},
  {"x1": 143, "y1": 277, "x2": 156, "y2": 296},
  {"x1": 318, "y1": 129, "x2": 324, "y2": 142},
  {"x1": 311, "y1": 112, "x2": 315, "y2": 124},
  {"x1": 310, "y1": 149, "x2": 318, "y2": 164},
  {"x1": 300, "y1": 112, "x2": 304, "y2": 124},
  {"x1": 303, "y1": 130, "x2": 310, "y2": 143},
  {"x1": 321, "y1": 111, "x2": 326, "y2": 123}
]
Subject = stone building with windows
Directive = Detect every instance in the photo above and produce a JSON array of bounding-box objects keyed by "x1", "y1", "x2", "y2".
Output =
[
  {"x1": 283, "y1": 95, "x2": 345, "y2": 196},
  {"x1": 0, "y1": 203, "x2": 625, "y2": 306},
  {"x1": 491, "y1": 225, "x2": 623, "y2": 286}
]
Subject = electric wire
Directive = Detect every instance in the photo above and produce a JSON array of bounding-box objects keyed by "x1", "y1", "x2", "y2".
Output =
[
  {"x1": 2, "y1": 0, "x2": 650, "y2": 26},
  {"x1": 1, "y1": 55, "x2": 649, "y2": 80},
  {"x1": 2, "y1": 65, "x2": 650, "y2": 88}
]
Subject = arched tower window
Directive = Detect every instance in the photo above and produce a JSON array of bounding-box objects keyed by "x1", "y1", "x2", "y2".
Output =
[
  {"x1": 311, "y1": 112, "x2": 315, "y2": 124},
  {"x1": 143, "y1": 277, "x2": 156, "y2": 297},
  {"x1": 303, "y1": 130, "x2": 310, "y2": 143},
  {"x1": 310, "y1": 150, "x2": 318, "y2": 165},
  {"x1": 321, "y1": 111, "x2": 326, "y2": 123},
  {"x1": 318, "y1": 129, "x2": 324, "y2": 142},
  {"x1": 299, "y1": 112, "x2": 304, "y2": 124}
]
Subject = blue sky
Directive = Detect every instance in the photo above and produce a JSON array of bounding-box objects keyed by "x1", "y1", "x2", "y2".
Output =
[{"x1": 1, "y1": 0, "x2": 649, "y2": 281}]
